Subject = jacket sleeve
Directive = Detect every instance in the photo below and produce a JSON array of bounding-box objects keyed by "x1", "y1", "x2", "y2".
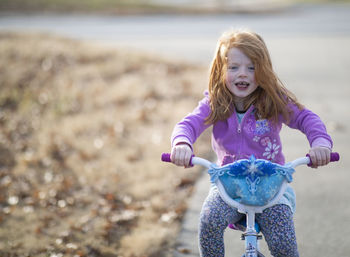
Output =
[
  {"x1": 285, "y1": 103, "x2": 333, "y2": 149},
  {"x1": 171, "y1": 93, "x2": 212, "y2": 149}
]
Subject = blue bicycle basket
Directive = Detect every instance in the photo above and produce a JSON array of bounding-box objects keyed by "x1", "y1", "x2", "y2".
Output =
[{"x1": 208, "y1": 155, "x2": 295, "y2": 206}]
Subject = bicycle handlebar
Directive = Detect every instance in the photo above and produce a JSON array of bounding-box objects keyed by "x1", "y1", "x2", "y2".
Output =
[{"x1": 161, "y1": 152, "x2": 340, "y2": 167}]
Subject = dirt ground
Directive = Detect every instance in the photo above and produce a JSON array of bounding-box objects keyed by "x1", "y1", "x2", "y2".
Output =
[{"x1": 0, "y1": 32, "x2": 212, "y2": 257}]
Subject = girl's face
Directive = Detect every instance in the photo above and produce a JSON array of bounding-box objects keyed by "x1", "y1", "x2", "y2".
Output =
[{"x1": 225, "y1": 47, "x2": 258, "y2": 104}]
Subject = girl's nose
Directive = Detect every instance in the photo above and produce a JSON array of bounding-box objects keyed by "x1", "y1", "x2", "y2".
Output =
[{"x1": 238, "y1": 67, "x2": 247, "y2": 77}]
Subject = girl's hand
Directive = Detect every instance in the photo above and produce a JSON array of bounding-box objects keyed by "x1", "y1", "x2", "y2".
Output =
[
  {"x1": 171, "y1": 143, "x2": 193, "y2": 168},
  {"x1": 308, "y1": 146, "x2": 331, "y2": 169}
]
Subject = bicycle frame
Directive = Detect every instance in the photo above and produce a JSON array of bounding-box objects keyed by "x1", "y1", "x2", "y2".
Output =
[{"x1": 162, "y1": 153, "x2": 339, "y2": 257}]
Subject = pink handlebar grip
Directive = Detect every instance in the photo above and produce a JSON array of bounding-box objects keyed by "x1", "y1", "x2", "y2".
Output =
[
  {"x1": 161, "y1": 153, "x2": 171, "y2": 162},
  {"x1": 307, "y1": 152, "x2": 340, "y2": 167}
]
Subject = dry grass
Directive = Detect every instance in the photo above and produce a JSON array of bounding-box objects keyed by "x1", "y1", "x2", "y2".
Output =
[
  {"x1": 0, "y1": 0, "x2": 239, "y2": 15},
  {"x1": 0, "y1": 0, "x2": 171, "y2": 14},
  {"x1": 0, "y1": 32, "x2": 212, "y2": 256}
]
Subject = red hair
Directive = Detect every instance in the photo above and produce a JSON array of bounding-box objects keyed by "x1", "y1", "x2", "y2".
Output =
[{"x1": 206, "y1": 29, "x2": 302, "y2": 124}]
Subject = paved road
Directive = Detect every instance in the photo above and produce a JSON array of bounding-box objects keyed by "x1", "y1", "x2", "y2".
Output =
[
  {"x1": 1, "y1": 3, "x2": 350, "y2": 64},
  {"x1": 1, "y1": 3, "x2": 350, "y2": 256}
]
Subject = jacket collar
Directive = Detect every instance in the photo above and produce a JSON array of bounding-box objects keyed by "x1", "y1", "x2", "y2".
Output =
[{"x1": 228, "y1": 105, "x2": 255, "y2": 127}]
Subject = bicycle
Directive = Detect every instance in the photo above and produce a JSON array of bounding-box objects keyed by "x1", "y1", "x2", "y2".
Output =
[{"x1": 161, "y1": 152, "x2": 340, "y2": 257}]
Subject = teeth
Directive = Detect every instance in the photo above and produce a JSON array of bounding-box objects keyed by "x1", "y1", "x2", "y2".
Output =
[{"x1": 235, "y1": 82, "x2": 249, "y2": 86}]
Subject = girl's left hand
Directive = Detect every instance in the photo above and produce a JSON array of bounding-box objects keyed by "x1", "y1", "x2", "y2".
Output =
[{"x1": 308, "y1": 146, "x2": 331, "y2": 168}]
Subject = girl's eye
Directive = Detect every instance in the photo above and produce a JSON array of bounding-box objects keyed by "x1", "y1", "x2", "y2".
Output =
[
  {"x1": 248, "y1": 66, "x2": 255, "y2": 71},
  {"x1": 228, "y1": 66, "x2": 238, "y2": 70}
]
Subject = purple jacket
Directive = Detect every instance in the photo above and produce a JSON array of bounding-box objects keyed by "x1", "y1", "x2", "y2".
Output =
[{"x1": 172, "y1": 92, "x2": 332, "y2": 166}]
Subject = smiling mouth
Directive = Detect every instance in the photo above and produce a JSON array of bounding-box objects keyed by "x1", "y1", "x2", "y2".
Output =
[{"x1": 235, "y1": 81, "x2": 250, "y2": 88}]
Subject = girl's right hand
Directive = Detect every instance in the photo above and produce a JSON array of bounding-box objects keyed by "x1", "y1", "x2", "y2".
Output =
[{"x1": 171, "y1": 143, "x2": 193, "y2": 168}]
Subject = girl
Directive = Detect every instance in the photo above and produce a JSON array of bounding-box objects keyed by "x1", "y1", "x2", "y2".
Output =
[{"x1": 170, "y1": 29, "x2": 333, "y2": 257}]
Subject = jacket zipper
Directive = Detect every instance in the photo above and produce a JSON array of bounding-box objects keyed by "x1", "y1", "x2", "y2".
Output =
[
  {"x1": 236, "y1": 114, "x2": 243, "y2": 159},
  {"x1": 235, "y1": 106, "x2": 254, "y2": 159}
]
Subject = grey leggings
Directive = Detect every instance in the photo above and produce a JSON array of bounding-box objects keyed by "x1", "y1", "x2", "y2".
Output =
[{"x1": 199, "y1": 187, "x2": 299, "y2": 257}]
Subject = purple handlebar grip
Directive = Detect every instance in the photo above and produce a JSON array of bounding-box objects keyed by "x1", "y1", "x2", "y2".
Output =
[
  {"x1": 161, "y1": 153, "x2": 171, "y2": 162},
  {"x1": 161, "y1": 153, "x2": 195, "y2": 167},
  {"x1": 307, "y1": 152, "x2": 340, "y2": 166},
  {"x1": 330, "y1": 152, "x2": 340, "y2": 162}
]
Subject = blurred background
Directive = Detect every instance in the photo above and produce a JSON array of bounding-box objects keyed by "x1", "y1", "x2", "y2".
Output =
[{"x1": 0, "y1": 1, "x2": 349, "y2": 257}]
